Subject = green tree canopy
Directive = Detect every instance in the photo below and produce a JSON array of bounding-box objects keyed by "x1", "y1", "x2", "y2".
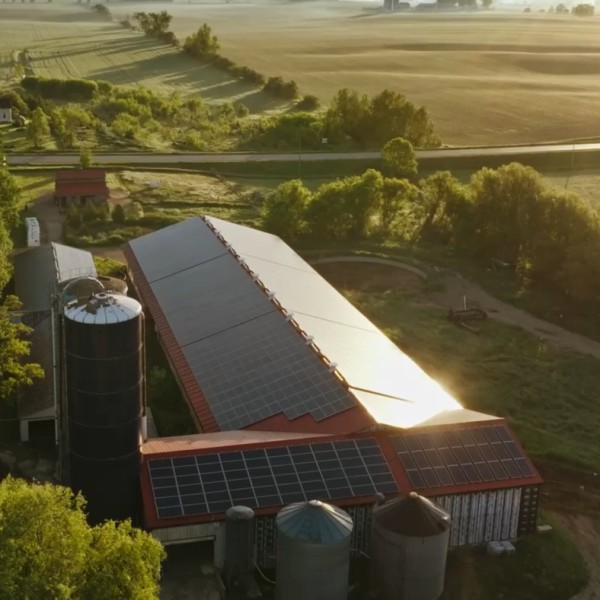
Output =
[
  {"x1": 381, "y1": 137, "x2": 418, "y2": 179},
  {"x1": 26, "y1": 107, "x2": 50, "y2": 149},
  {"x1": 0, "y1": 296, "x2": 44, "y2": 402},
  {"x1": 0, "y1": 167, "x2": 21, "y2": 230},
  {"x1": 183, "y1": 24, "x2": 220, "y2": 58},
  {"x1": 79, "y1": 146, "x2": 94, "y2": 168},
  {"x1": 0, "y1": 477, "x2": 165, "y2": 600},
  {"x1": 379, "y1": 177, "x2": 421, "y2": 237},
  {"x1": 262, "y1": 179, "x2": 312, "y2": 241},
  {"x1": 306, "y1": 169, "x2": 383, "y2": 239},
  {"x1": 324, "y1": 88, "x2": 438, "y2": 148}
]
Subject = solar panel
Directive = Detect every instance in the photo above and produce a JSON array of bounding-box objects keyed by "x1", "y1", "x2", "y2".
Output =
[
  {"x1": 391, "y1": 424, "x2": 537, "y2": 490},
  {"x1": 183, "y1": 311, "x2": 356, "y2": 430},
  {"x1": 148, "y1": 438, "x2": 399, "y2": 520}
]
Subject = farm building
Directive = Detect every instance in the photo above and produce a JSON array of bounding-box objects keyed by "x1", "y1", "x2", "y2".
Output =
[
  {"x1": 13, "y1": 243, "x2": 97, "y2": 442},
  {"x1": 25, "y1": 217, "x2": 40, "y2": 247},
  {"x1": 123, "y1": 216, "x2": 542, "y2": 560},
  {"x1": 54, "y1": 169, "x2": 109, "y2": 207},
  {"x1": 0, "y1": 108, "x2": 12, "y2": 123}
]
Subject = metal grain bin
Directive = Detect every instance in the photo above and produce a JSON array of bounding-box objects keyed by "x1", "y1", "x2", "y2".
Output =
[
  {"x1": 224, "y1": 506, "x2": 255, "y2": 590},
  {"x1": 64, "y1": 292, "x2": 144, "y2": 523},
  {"x1": 371, "y1": 492, "x2": 451, "y2": 600},
  {"x1": 275, "y1": 500, "x2": 353, "y2": 600}
]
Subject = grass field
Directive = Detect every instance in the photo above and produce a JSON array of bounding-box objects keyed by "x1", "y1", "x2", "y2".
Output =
[
  {"x1": 0, "y1": 5, "x2": 282, "y2": 113},
  {"x1": 440, "y1": 513, "x2": 588, "y2": 600},
  {"x1": 3, "y1": 2, "x2": 600, "y2": 144}
]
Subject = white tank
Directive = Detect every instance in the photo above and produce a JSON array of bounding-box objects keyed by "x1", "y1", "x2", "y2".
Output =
[
  {"x1": 371, "y1": 492, "x2": 451, "y2": 600},
  {"x1": 275, "y1": 500, "x2": 353, "y2": 600}
]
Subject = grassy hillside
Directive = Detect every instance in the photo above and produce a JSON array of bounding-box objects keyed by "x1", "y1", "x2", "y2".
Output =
[{"x1": 0, "y1": 5, "x2": 282, "y2": 113}]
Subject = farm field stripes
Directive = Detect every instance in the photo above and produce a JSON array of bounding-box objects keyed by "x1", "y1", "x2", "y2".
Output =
[
  {"x1": 4, "y1": 2, "x2": 600, "y2": 143},
  {"x1": 0, "y1": 9, "x2": 268, "y2": 107}
]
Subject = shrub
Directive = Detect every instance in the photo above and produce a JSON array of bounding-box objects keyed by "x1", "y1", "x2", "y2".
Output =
[
  {"x1": 111, "y1": 204, "x2": 125, "y2": 224},
  {"x1": 263, "y1": 77, "x2": 299, "y2": 100},
  {"x1": 296, "y1": 94, "x2": 320, "y2": 111}
]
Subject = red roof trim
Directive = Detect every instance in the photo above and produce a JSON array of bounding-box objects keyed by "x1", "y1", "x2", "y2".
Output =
[{"x1": 124, "y1": 245, "x2": 221, "y2": 433}]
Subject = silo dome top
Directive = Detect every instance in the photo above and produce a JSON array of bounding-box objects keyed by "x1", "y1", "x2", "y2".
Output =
[
  {"x1": 64, "y1": 292, "x2": 142, "y2": 324},
  {"x1": 372, "y1": 492, "x2": 451, "y2": 537},
  {"x1": 276, "y1": 500, "x2": 353, "y2": 544},
  {"x1": 60, "y1": 276, "x2": 105, "y2": 305}
]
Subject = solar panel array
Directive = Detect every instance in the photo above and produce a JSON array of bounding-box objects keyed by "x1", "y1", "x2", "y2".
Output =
[
  {"x1": 148, "y1": 439, "x2": 399, "y2": 520},
  {"x1": 129, "y1": 218, "x2": 356, "y2": 430},
  {"x1": 390, "y1": 424, "x2": 536, "y2": 490}
]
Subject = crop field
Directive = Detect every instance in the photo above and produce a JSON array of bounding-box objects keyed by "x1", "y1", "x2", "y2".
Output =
[
  {"x1": 106, "y1": 1, "x2": 600, "y2": 146},
  {"x1": 3, "y1": 2, "x2": 600, "y2": 144}
]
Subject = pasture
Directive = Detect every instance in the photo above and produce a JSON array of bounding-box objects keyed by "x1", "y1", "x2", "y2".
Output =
[{"x1": 3, "y1": 2, "x2": 600, "y2": 144}]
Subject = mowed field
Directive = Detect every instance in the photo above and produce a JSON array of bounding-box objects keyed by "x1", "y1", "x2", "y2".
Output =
[
  {"x1": 3, "y1": 2, "x2": 600, "y2": 144},
  {"x1": 0, "y1": 4, "x2": 279, "y2": 112}
]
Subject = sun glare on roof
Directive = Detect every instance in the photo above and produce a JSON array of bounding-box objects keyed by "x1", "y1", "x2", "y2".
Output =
[{"x1": 352, "y1": 352, "x2": 462, "y2": 429}]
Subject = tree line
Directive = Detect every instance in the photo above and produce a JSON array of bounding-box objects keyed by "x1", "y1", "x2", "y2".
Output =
[
  {"x1": 0, "y1": 169, "x2": 43, "y2": 403},
  {"x1": 263, "y1": 149, "x2": 600, "y2": 312},
  {"x1": 6, "y1": 77, "x2": 438, "y2": 152}
]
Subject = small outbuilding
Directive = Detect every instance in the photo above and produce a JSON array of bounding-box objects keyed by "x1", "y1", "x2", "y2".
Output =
[
  {"x1": 0, "y1": 108, "x2": 12, "y2": 123},
  {"x1": 55, "y1": 169, "x2": 110, "y2": 207},
  {"x1": 25, "y1": 217, "x2": 40, "y2": 247}
]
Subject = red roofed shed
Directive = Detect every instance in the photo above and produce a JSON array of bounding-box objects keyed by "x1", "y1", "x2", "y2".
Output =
[{"x1": 55, "y1": 169, "x2": 109, "y2": 207}]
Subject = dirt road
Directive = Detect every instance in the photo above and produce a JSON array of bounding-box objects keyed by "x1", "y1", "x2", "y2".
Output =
[{"x1": 433, "y1": 270, "x2": 600, "y2": 360}]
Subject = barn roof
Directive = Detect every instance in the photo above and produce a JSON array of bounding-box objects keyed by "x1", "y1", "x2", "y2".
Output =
[
  {"x1": 55, "y1": 169, "x2": 108, "y2": 197},
  {"x1": 140, "y1": 419, "x2": 542, "y2": 529},
  {"x1": 125, "y1": 217, "x2": 461, "y2": 434},
  {"x1": 13, "y1": 243, "x2": 97, "y2": 312}
]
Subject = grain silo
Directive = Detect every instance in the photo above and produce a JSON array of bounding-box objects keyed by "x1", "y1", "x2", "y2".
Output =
[
  {"x1": 275, "y1": 500, "x2": 353, "y2": 600},
  {"x1": 64, "y1": 292, "x2": 144, "y2": 523},
  {"x1": 224, "y1": 506, "x2": 255, "y2": 591},
  {"x1": 371, "y1": 492, "x2": 451, "y2": 600}
]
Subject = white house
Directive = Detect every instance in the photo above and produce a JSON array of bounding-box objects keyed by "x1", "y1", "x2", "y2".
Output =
[{"x1": 0, "y1": 107, "x2": 12, "y2": 123}]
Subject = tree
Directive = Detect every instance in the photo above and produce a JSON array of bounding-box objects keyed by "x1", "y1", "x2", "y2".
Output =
[
  {"x1": 111, "y1": 203, "x2": 125, "y2": 224},
  {"x1": 79, "y1": 146, "x2": 93, "y2": 168},
  {"x1": 416, "y1": 171, "x2": 469, "y2": 244},
  {"x1": 0, "y1": 296, "x2": 44, "y2": 403},
  {"x1": 305, "y1": 169, "x2": 383, "y2": 239},
  {"x1": 323, "y1": 88, "x2": 370, "y2": 146},
  {"x1": 381, "y1": 137, "x2": 418, "y2": 179},
  {"x1": 481, "y1": 0, "x2": 493, "y2": 7},
  {"x1": 379, "y1": 177, "x2": 421, "y2": 237},
  {"x1": 468, "y1": 163, "x2": 545, "y2": 264},
  {"x1": 262, "y1": 179, "x2": 311, "y2": 241},
  {"x1": 572, "y1": 3, "x2": 594, "y2": 15},
  {"x1": 555, "y1": 2, "x2": 569, "y2": 12},
  {"x1": 0, "y1": 167, "x2": 21, "y2": 229},
  {"x1": 0, "y1": 477, "x2": 165, "y2": 599},
  {"x1": 183, "y1": 23, "x2": 220, "y2": 58},
  {"x1": 26, "y1": 107, "x2": 50, "y2": 149},
  {"x1": 13, "y1": 63, "x2": 25, "y2": 81}
]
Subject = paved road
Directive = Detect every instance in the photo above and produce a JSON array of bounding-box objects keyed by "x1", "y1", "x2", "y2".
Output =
[{"x1": 6, "y1": 142, "x2": 600, "y2": 166}]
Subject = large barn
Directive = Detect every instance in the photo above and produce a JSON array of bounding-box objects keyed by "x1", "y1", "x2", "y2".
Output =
[{"x1": 124, "y1": 216, "x2": 542, "y2": 566}]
